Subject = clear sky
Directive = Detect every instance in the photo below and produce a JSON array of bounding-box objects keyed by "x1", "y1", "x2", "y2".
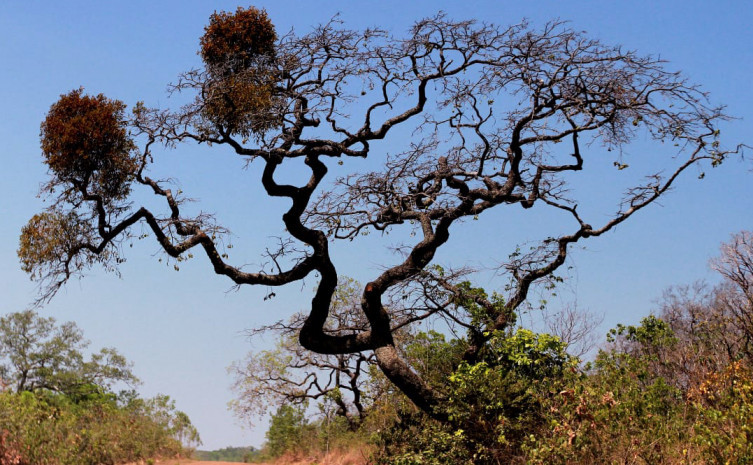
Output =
[{"x1": 1, "y1": 0, "x2": 751, "y2": 450}]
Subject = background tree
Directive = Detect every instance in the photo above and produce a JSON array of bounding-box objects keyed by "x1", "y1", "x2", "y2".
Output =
[
  {"x1": 0, "y1": 310, "x2": 198, "y2": 465},
  {"x1": 613, "y1": 230, "x2": 753, "y2": 392},
  {"x1": 20, "y1": 7, "x2": 744, "y2": 416},
  {"x1": 0, "y1": 310, "x2": 138, "y2": 396},
  {"x1": 263, "y1": 403, "x2": 311, "y2": 459},
  {"x1": 543, "y1": 304, "x2": 604, "y2": 359},
  {"x1": 0, "y1": 388, "x2": 200, "y2": 464},
  {"x1": 711, "y1": 230, "x2": 753, "y2": 356},
  {"x1": 230, "y1": 278, "x2": 379, "y2": 430}
]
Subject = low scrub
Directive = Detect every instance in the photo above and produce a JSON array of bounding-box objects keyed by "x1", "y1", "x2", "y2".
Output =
[{"x1": 0, "y1": 389, "x2": 197, "y2": 465}]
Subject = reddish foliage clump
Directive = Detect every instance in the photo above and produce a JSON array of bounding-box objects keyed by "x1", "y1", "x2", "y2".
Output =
[
  {"x1": 198, "y1": 7, "x2": 281, "y2": 137},
  {"x1": 200, "y1": 6, "x2": 277, "y2": 73},
  {"x1": 40, "y1": 89, "x2": 136, "y2": 200}
]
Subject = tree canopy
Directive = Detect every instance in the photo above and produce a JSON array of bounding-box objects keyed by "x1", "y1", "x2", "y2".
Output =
[
  {"x1": 20, "y1": 7, "x2": 743, "y2": 417},
  {"x1": 0, "y1": 310, "x2": 137, "y2": 396}
]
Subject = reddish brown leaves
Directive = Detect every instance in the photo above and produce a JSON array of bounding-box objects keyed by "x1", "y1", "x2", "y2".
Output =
[
  {"x1": 201, "y1": 70, "x2": 281, "y2": 137},
  {"x1": 200, "y1": 6, "x2": 277, "y2": 73},
  {"x1": 40, "y1": 89, "x2": 136, "y2": 200},
  {"x1": 198, "y1": 7, "x2": 281, "y2": 137}
]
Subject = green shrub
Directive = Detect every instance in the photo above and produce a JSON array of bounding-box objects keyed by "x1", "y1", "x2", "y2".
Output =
[
  {"x1": 264, "y1": 403, "x2": 310, "y2": 458},
  {"x1": 373, "y1": 329, "x2": 576, "y2": 465},
  {"x1": 0, "y1": 389, "x2": 194, "y2": 464},
  {"x1": 691, "y1": 360, "x2": 753, "y2": 464}
]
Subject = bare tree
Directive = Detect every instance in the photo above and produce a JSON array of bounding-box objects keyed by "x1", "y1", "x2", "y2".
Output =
[
  {"x1": 711, "y1": 230, "x2": 753, "y2": 356},
  {"x1": 20, "y1": 8, "x2": 744, "y2": 418},
  {"x1": 543, "y1": 304, "x2": 604, "y2": 359},
  {"x1": 621, "y1": 232, "x2": 753, "y2": 393},
  {"x1": 656, "y1": 283, "x2": 738, "y2": 391},
  {"x1": 229, "y1": 278, "x2": 376, "y2": 430}
]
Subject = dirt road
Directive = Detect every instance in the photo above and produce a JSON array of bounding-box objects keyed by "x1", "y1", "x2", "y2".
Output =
[
  {"x1": 173, "y1": 462, "x2": 245, "y2": 465},
  {"x1": 128, "y1": 461, "x2": 245, "y2": 465}
]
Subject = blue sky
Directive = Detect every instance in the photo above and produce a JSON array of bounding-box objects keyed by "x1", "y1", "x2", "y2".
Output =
[{"x1": 1, "y1": 0, "x2": 751, "y2": 449}]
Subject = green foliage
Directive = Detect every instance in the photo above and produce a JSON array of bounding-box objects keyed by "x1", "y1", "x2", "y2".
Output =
[
  {"x1": 265, "y1": 403, "x2": 311, "y2": 459},
  {"x1": 194, "y1": 445, "x2": 260, "y2": 462},
  {"x1": 241, "y1": 313, "x2": 753, "y2": 464},
  {"x1": 451, "y1": 281, "x2": 512, "y2": 332},
  {"x1": 691, "y1": 361, "x2": 753, "y2": 463},
  {"x1": 486, "y1": 328, "x2": 573, "y2": 379},
  {"x1": 524, "y1": 337, "x2": 691, "y2": 463},
  {"x1": 0, "y1": 389, "x2": 194, "y2": 465},
  {"x1": 243, "y1": 302, "x2": 753, "y2": 464},
  {"x1": 250, "y1": 253, "x2": 753, "y2": 464},
  {"x1": 373, "y1": 313, "x2": 753, "y2": 464},
  {"x1": 0, "y1": 310, "x2": 197, "y2": 464},
  {"x1": 0, "y1": 310, "x2": 138, "y2": 394},
  {"x1": 373, "y1": 412, "x2": 476, "y2": 465},
  {"x1": 522, "y1": 316, "x2": 753, "y2": 464},
  {"x1": 375, "y1": 329, "x2": 575, "y2": 464},
  {"x1": 252, "y1": 401, "x2": 369, "y2": 462},
  {"x1": 402, "y1": 331, "x2": 464, "y2": 391},
  {"x1": 606, "y1": 314, "x2": 678, "y2": 348}
]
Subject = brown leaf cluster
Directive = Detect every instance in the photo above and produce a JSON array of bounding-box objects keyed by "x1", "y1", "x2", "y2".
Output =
[
  {"x1": 198, "y1": 7, "x2": 280, "y2": 137},
  {"x1": 200, "y1": 6, "x2": 276, "y2": 73},
  {"x1": 40, "y1": 88, "x2": 137, "y2": 200}
]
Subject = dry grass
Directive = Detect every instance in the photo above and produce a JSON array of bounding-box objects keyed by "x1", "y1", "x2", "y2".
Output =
[
  {"x1": 124, "y1": 445, "x2": 372, "y2": 465},
  {"x1": 124, "y1": 460, "x2": 245, "y2": 465},
  {"x1": 264, "y1": 446, "x2": 372, "y2": 465}
]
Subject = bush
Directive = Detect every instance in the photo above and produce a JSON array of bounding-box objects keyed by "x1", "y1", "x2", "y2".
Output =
[
  {"x1": 691, "y1": 360, "x2": 753, "y2": 463},
  {"x1": 372, "y1": 320, "x2": 753, "y2": 463},
  {"x1": 0, "y1": 389, "x2": 195, "y2": 464},
  {"x1": 373, "y1": 329, "x2": 576, "y2": 465},
  {"x1": 521, "y1": 317, "x2": 753, "y2": 464}
]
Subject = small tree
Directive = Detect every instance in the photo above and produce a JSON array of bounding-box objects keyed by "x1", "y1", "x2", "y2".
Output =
[
  {"x1": 264, "y1": 403, "x2": 310, "y2": 459},
  {"x1": 230, "y1": 278, "x2": 379, "y2": 430},
  {"x1": 0, "y1": 310, "x2": 138, "y2": 396},
  {"x1": 20, "y1": 7, "x2": 744, "y2": 416}
]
